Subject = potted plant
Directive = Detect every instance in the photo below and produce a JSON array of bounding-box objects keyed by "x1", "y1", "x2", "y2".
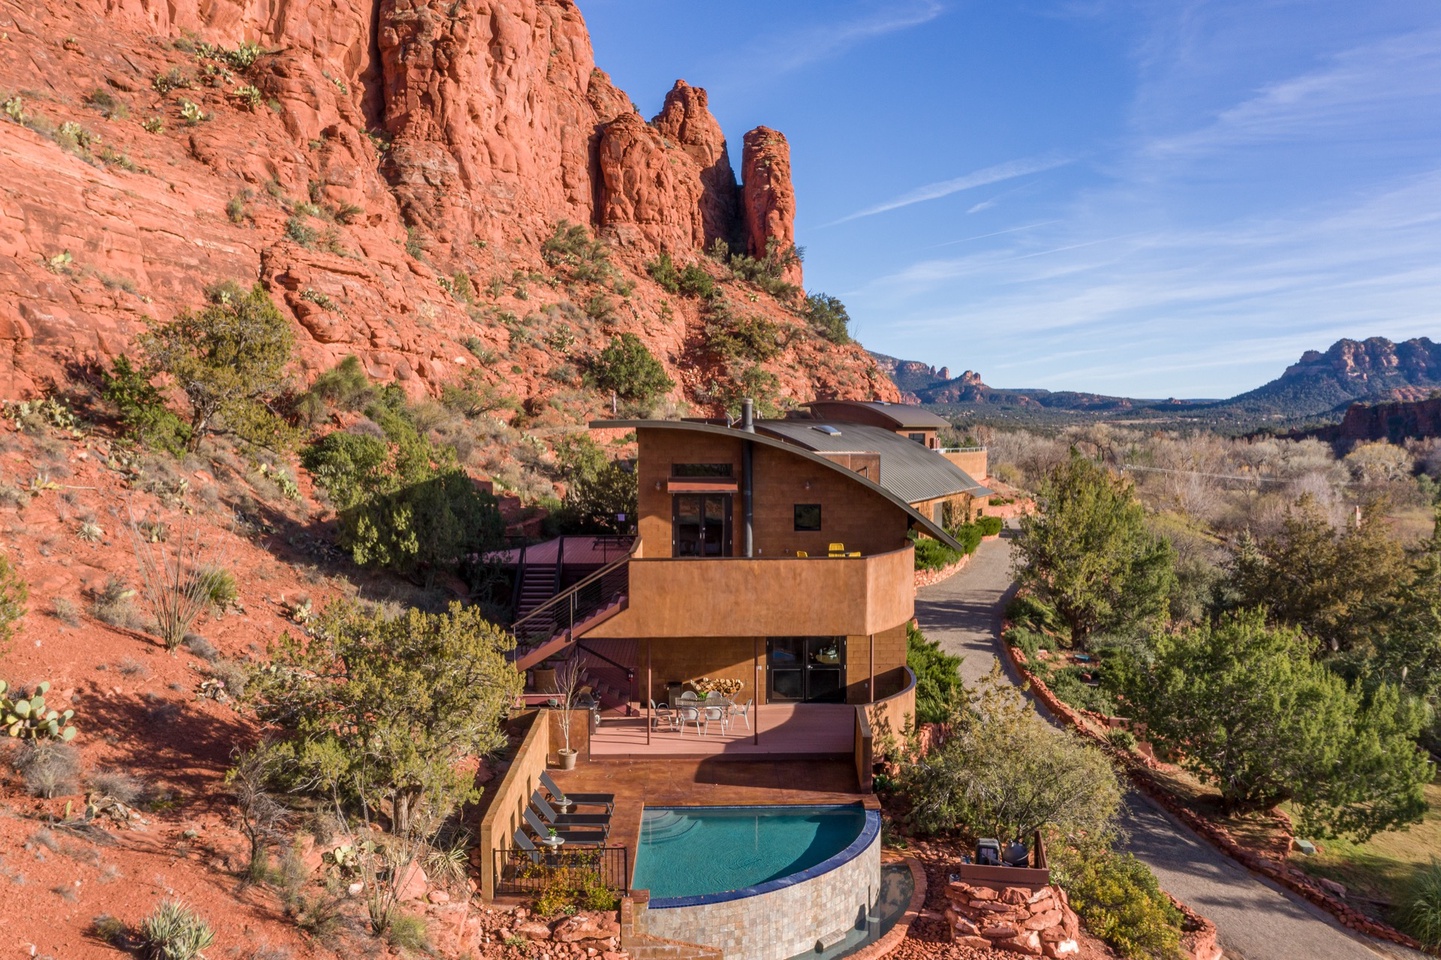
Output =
[{"x1": 554, "y1": 658, "x2": 583, "y2": 771}]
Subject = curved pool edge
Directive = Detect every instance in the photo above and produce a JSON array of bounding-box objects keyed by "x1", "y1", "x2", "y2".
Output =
[
  {"x1": 641, "y1": 806, "x2": 884, "y2": 960},
  {"x1": 647, "y1": 805, "x2": 880, "y2": 909}
]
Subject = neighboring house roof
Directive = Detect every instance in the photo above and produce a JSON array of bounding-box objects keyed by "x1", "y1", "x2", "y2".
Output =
[
  {"x1": 801, "y1": 400, "x2": 952, "y2": 431},
  {"x1": 756, "y1": 420, "x2": 990, "y2": 505},
  {"x1": 590, "y1": 419, "x2": 967, "y2": 553}
]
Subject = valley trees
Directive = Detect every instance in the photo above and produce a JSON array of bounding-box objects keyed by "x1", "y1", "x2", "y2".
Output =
[
  {"x1": 1109, "y1": 610, "x2": 1430, "y2": 840},
  {"x1": 1013, "y1": 451, "x2": 1175, "y2": 648}
]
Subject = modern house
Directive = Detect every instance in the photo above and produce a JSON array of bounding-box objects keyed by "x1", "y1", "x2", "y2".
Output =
[{"x1": 506, "y1": 400, "x2": 989, "y2": 714}]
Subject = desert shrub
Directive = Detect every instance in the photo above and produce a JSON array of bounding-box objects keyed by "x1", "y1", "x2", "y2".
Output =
[
  {"x1": 1050, "y1": 842, "x2": 1183, "y2": 959},
  {"x1": 804, "y1": 293, "x2": 851, "y2": 344},
  {"x1": 13, "y1": 741, "x2": 82, "y2": 798},
  {"x1": 898, "y1": 674, "x2": 1121, "y2": 840},
  {"x1": 646, "y1": 252, "x2": 681, "y2": 293},
  {"x1": 976, "y1": 515, "x2": 1004, "y2": 536},
  {"x1": 541, "y1": 221, "x2": 611, "y2": 282},
  {"x1": 1006, "y1": 626, "x2": 1045, "y2": 659},
  {"x1": 89, "y1": 768, "x2": 145, "y2": 805},
  {"x1": 89, "y1": 576, "x2": 142, "y2": 631},
  {"x1": 181, "y1": 633, "x2": 220, "y2": 661},
  {"x1": 386, "y1": 912, "x2": 429, "y2": 950},
  {"x1": 907, "y1": 622, "x2": 963, "y2": 725},
  {"x1": 130, "y1": 523, "x2": 218, "y2": 650},
  {"x1": 587, "y1": 333, "x2": 673, "y2": 403},
  {"x1": 1046, "y1": 666, "x2": 1116, "y2": 716},
  {"x1": 0, "y1": 550, "x2": 27, "y2": 654},
  {"x1": 53, "y1": 597, "x2": 80, "y2": 626},
  {"x1": 207, "y1": 658, "x2": 250, "y2": 699},
  {"x1": 193, "y1": 566, "x2": 237, "y2": 612},
  {"x1": 140, "y1": 900, "x2": 214, "y2": 960},
  {"x1": 1106, "y1": 729, "x2": 1138, "y2": 752},
  {"x1": 92, "y1": 914, "x2": 129, "y2": 946},
  {"x1": 706, "y1": 237, "x2": 802, "y2": 300},
  {"x1": 138, "y1": 282, "x2": 295, "y2": 451},
  {"x1": 703, "y1": 305, "x2": 783, "y2": 362},
  {"x1": 678, "y1": 262, "x2": 715, "y2": 298},
  {"x1": 548, "y1": 435, "x2": 637, "y2": 535}
]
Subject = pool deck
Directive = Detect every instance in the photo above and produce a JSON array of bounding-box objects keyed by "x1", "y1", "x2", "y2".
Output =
[
  {"x1": 588, "y1": 702, "x2": 856, "y2": 759},
  {"x1": 548, "y1": 758, "x2": 878, "y2": 892}
]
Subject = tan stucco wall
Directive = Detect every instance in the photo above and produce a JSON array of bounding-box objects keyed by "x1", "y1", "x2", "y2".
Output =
[
  {"x1": 477, "y1": 711, "x2": 549, "y2": 900},
  {"x1": 943, "y1": 448, "x2": 988, "y2": 481},
  {"x1": 587, "y1": 547, "x2": 915, "y2": 640}
]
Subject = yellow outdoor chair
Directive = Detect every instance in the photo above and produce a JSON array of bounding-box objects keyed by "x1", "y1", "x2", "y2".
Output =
[
  {"x1": 795, "y1": 550, "x2": 808, "y2": 558},
  {"x1": 828, "y1": 542, "x2": 845, "y2": 557}
]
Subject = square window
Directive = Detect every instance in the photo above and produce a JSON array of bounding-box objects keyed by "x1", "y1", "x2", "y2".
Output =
[{"x1": 794, "y1": 503, "x2": 821, "y2": 531}]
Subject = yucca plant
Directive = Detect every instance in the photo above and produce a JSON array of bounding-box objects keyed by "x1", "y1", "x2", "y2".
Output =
[{"x1": 140, "y1": 900, "x2": 214, "y2": 960}]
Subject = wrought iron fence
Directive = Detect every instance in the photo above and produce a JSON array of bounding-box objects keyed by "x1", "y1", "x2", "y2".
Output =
[{"x1": 493, "y1": 845, "x2": 630, "y2": 898}]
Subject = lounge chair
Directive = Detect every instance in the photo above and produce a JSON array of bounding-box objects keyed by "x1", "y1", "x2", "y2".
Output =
[
  {"x1": 524, "y1": 807, "x2": 606, "y2": 845},
  {"x1": 531, "y1": 790, "x2": 611, "y2": 827},
  {"x1": 512, "y1": 828, "x2": 542, "y2": 864},
  {"x1": 540, "y1": 771, "x2": 614, "y2": 813}
]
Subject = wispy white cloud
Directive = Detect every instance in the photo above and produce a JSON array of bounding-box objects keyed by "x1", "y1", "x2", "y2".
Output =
[
  {"x1": 752, "y1": 1, "x2": 948, "y2": 76},
  {"x1": 830, "y1": 154, "x2": 1073, "y2": 224}
]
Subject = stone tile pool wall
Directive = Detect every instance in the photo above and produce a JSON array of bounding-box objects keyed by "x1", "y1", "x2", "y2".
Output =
[{"x1": 640, "y1": 809, "x2": 882, "y2": 960}]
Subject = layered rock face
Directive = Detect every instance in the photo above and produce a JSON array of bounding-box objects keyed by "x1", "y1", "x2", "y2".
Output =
[{"x1": 0, "y1": 0, "x2": 898, "y2": 406}]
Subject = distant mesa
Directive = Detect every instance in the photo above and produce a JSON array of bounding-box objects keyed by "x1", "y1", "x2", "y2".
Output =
[{"x1": 874, "y1": 336, "x2": 1441, "y2": 423}]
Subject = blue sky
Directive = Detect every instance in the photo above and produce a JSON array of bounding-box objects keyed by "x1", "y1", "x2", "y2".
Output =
[{"x1": 582, "y1": 1, "x2": 1441, "y2": 399}]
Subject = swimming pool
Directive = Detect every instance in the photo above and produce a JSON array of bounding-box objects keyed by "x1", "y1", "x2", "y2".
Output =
[{"x1": 634, "y1": 804, "x2": 869, "y2": 902}]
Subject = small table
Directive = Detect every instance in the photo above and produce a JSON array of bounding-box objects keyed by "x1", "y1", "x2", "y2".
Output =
[
  {"x1": 552, "y1": 797, "x2": 575, "y2": 814},
  {"x1": 538, "y1": 834, "x2": 565, "y2": 851}
]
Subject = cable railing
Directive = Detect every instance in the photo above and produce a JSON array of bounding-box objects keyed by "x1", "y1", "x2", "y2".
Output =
[{"x1": 510, "y1": 539, "x2": 638, "y2": 658}]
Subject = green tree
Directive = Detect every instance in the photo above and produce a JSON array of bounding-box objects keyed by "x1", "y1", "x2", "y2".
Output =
[
  {"x1": 301, "y1": 392, "x2": 504, "y2": 580},
  {"x1": 246, "y1": 599, "x2": 521, "y2": 837},
  {"x1": 1109, "y1": 610, "x2": 1430, "y2": 839},
  {"x1": 900, "y1": 670, "x2": 1122, "y2": 841},
  {"x1": 101, "y1": 354, "x2": 192, "y2": 455},
  {"x1": 1367, "y1": 514, "x2": 1441, "y2": 703},
  {"x1": 139, "y1": 282, "x2": 295, "y2": 450},
  {"x1": 552, "y1": 435, "x2": 637, "y2": 535},
  {"x1": 0, "y1": 550, "x2": 27, "y2": 656},
  {"x1": 588, "y1": 333, "x2": 673, "y2": 403},
  {"x1": 804, "y1": 293, "x2": 851, "y2": 344},
  {"x1": 1012, "y1": 452, "x2": 1175, "y2": 648},
  {"x1": 1225, "y1": 496, "x2": 1405, "y2": 654}
]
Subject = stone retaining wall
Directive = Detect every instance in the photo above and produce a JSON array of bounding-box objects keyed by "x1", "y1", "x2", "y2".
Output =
[
  {"x1": 641, "y1": 811, "x2": 882, "y2": 960},
  {"x1": 940, "y1": 880, "x2": 1079, "y2": 958}
]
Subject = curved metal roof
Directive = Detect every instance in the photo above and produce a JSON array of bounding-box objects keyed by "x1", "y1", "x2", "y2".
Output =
[
  {"x1": 589, "y1": 419, "x2": 966, "y2": 552},
  {"x1": 801, "y1": 400, "x2": 953, "y2": 430},
  {"x1": 757, "y1": 420, "x2": 990, "y2": 505}
]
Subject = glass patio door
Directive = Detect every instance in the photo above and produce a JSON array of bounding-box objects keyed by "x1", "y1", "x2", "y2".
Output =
[
  {"x1": 767, "y1": 637, "x2": 845, "y2": 702},
  {"x1": 672, "y1": 493, "x2": 732, "y2": 557}
]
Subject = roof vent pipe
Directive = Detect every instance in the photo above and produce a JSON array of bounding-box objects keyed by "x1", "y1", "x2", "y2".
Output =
[{"x1": 741, "y1": 398, "x2": 755, "y2": 433}]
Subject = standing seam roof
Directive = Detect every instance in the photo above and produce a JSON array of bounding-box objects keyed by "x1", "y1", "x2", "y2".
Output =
[{"x1": 755, "y1": 421, "x2": 989, "y2": 505}]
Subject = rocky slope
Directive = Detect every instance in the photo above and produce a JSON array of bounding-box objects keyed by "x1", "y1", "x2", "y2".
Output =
[{"x1": 0, "y1": 0, "x2": 896, "y2": 411}]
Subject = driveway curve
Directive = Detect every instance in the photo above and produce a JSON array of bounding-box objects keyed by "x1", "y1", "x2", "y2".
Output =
[{"x1": 914, "y1": 525, "x2": 1414, "y2": 960}]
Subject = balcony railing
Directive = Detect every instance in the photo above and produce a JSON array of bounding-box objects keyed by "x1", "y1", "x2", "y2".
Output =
[
  {"x1": 493, "y1": 845, "x2": 630, "y2": 898},
  {"x1": 510, "y1": 538, "x2": 639, "y2": 661}
]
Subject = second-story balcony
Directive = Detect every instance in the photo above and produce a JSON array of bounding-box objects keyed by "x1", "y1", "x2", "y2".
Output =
[{"x1": 585, "y1": 542, "x2": 915, "y2": 641}]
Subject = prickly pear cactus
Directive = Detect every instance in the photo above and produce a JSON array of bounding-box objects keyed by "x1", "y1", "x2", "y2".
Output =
[{"x1": 0, "y1": 680, "x2": 78, "y2": 741}]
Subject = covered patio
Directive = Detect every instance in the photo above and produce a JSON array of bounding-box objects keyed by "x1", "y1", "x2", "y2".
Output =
[{"x1": 589, "y1": 701, "x2": 857, "y2": 759}]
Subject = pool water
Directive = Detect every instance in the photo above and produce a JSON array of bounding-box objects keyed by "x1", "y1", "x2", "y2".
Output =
[{"x1": 633, "y1": 804, "x2": 868, "y2": 901}]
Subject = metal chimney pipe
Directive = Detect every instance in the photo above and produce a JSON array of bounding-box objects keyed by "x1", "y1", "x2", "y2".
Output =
[{"x1": 741, "y1": 398, "x2": 755, "y2": 557}]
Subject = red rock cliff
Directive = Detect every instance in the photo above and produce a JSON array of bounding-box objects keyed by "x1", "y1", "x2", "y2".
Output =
[{"x1": 0, "y1": 0, "x2": 894, "y2": 410}]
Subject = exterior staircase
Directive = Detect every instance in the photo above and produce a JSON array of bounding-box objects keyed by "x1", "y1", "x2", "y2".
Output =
[{"x1": 510, "y1": 540, "x2": 636, "y2": 673}]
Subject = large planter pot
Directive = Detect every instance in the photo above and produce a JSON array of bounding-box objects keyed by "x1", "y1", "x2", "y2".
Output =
[{"x1": 556, "y1": 748, "x2": 578, "y2": 771}]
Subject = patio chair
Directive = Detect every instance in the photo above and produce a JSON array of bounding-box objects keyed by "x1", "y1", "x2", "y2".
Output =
[
  {"x1": 679, "y1": 690, "x2": 698, "y2": 702},
  {"x1": 703, "y1": 704, "x2": 726, "y2": 735},
  {"x1": 524, "y1": 807, "x2": 607, "y2": 845},
  {"x1": 531, "y1": 790, "x2": 611, "y2": 828},
  {"x1": 539, "y1": 771, "x2": 614, "y2": 813},
  {"x1": 828, "y1": 542, "x2": 845, "y2": 557},
  {"x1": 678, "y1": 704, "x2": 704, "y2": 736},
  {"x1": 732, "y1": 697, "x2": 752, "y2": 730},
  {"x1": 795, "y1": 550, "x2": 808, "y2": 558},
  {"x1": 649, "y1": 699, "x2": 680, "y2": 732}
]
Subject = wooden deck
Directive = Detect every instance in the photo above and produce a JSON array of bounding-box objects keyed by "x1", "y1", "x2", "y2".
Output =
[{"x1": 588, "y1": 702, "x2": 856, "y2": 759}]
